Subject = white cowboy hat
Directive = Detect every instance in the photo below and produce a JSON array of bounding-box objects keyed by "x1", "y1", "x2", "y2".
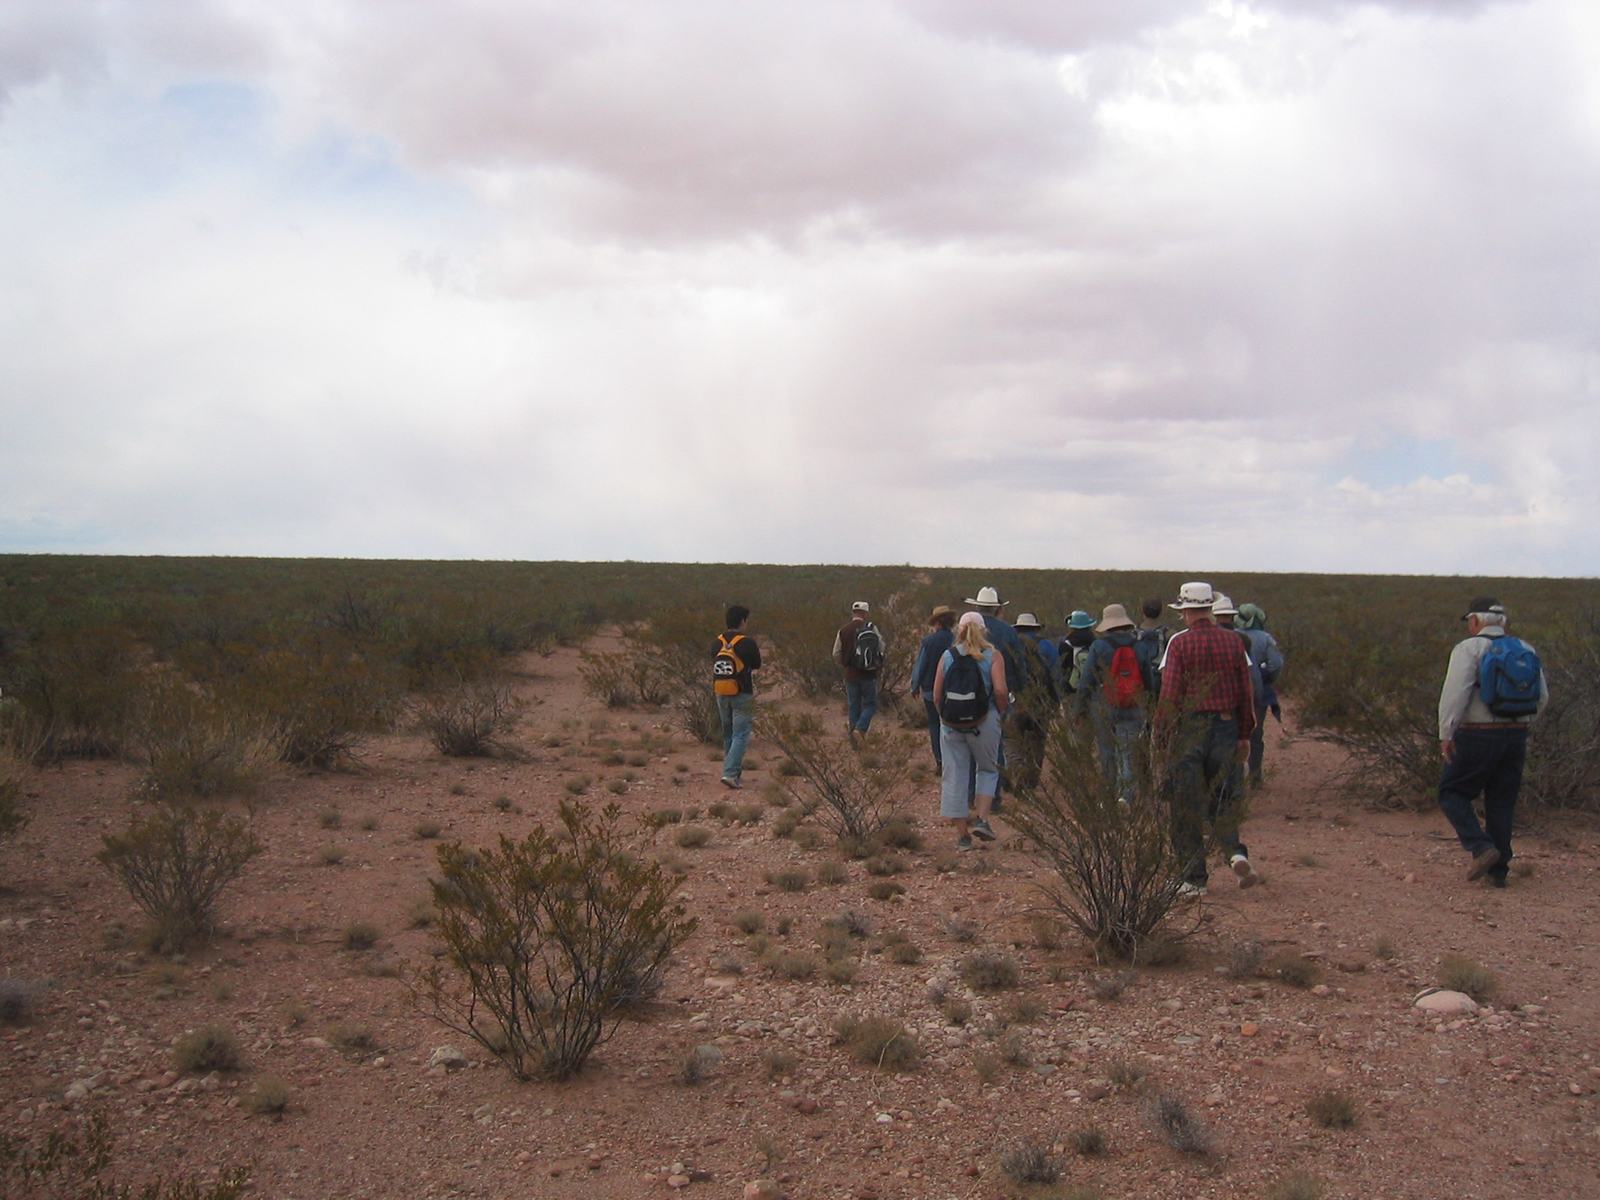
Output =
[
  {"x1": 1168, "y1": 582, "x2": 1216, "y2": 611},
  {"x1": 964, "y1": 586, "x2": 1007, "y2": 607}
]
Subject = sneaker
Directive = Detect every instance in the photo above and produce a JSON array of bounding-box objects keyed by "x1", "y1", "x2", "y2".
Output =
[
  {"x1": 1466, "y1": 847, "x2": 1502, "y2": 882},
  {"x1": 1487, "y1": 874, "x2": 1508, "y2": 889},
  {"x1": 720, "y1": 775, "x2": 742, "y2": 790},
  {"x1": 970, "y1": 819, "x2": 997, "y2": 843},
  {"x1": 1230, "y1": 854, "x2": 1262, "y2": 890},
  {"x1": 955, "y1": 836, "x2": 974, "y2": 852},
  {"x1": 1175, "y1": 881, "x2": 1208, "y2": 899}
]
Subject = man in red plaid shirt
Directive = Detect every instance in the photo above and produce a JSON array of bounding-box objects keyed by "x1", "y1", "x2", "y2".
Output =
[{"x1": 1154, "y1": 582, "x2": 1263, "y2": 896}]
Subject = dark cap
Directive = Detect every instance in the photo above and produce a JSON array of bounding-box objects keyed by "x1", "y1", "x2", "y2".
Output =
[{"x1": 1461, "y1": 595, "x2": 1506, "y2": 621}]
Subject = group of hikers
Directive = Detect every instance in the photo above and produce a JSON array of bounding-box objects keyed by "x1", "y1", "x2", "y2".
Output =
[{"x1": 712, "y1": 585, "x2": 1548, "y2": 895}]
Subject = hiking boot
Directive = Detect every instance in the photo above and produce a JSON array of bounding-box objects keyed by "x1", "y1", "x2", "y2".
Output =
[
  {"x1": 970, "y1": 818, "x2": 997, "y2": 843},
  {"x1": 1175, "y1": 881, "x2": 1208, "y2": 899},
  {"x1": 1230, "y1": 854, "x2": 1262, "y2": 890},
  {"x1": 955, "y1": 835, "x2": 974, "y2": 852},
  {"x1": 1487, "y1": 874, "x2": 1508, "y2": 889},
  {"x1": 1466, "y1": 847, "x2": 1502, "y2": 882},
  {"x1": 720, "y1": 775, "x2": 742, "y2": 790}
]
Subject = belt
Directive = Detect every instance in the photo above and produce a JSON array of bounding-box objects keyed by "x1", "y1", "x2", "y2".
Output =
[{"x1": 1458, "y1": 722, "x2": 1528, "y2": 730}]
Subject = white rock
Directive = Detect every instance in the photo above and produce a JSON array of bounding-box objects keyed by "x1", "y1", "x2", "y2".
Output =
[
  {"x1": 427, "y1": 1046, "x2": 470, "y2": 1071},
  {"x1": 1413, "y1": 989, "x2": 1479, "y2": 1015}
]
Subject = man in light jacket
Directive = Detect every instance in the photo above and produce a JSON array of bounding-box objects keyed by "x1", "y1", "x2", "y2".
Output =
[{"x1": 1437, "y1": 596, "x2": 1549, "y2": 887}]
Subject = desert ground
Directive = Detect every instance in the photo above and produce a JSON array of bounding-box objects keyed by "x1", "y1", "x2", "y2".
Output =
[{"x1": 3, "y1": 636, "x2": 1599, "y2": 1200}]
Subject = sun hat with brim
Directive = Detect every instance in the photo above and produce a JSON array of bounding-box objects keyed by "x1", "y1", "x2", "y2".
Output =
[
  {"x1": 1461, "y1": 595, "x2": 1505, "y2": 620},
  {"x1": 1236, "y1": 603, "x2": 1267, "y2": 631},
  {"x1": 1013, "y1": 613, "x2": 1044, "y2": 630},
  {"x1": 1211, "y1": 594, "x2": 1239, "y2": 617},
  {"x1": 964, "y1": 586, "x2": 1007, "y2": 607},
  {"x1": 1094, "y1": 603, "x2": 1136, "y2": 633},
  {"x1": 1067, "y1": 610, "x2": 1096, "y2": 630},
  {"x1": 927, "y1": 605, "x2": 956, "y2": 625},
  {"x1": 1169, "y1": 582, "x2": 1216, "y2": 611}
]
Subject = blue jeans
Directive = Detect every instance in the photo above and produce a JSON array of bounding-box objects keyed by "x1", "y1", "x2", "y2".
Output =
[
  {"x1": 718, "y1": 693, "x2": 753, "y2": 780},
  {"x1": 1092, "y1": 703, "x2": 1145, "y2": 798},
  {"x1": 846, "y1": 679, "x2": 878, "y2": 733},
  {"x1": 1168, "y1": 714, "x2": 1247, "y2": 885},
  {"x1": 1438, "y1": 727, "x2": 1527, "y2": 877},
  {"x1": 939, "y1": 712, "x2": 1002, "y2": 819}
]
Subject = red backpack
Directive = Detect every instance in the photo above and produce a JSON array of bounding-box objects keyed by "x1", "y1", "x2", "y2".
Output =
[{"x1": 1106, "y1": 643, "x2": 1145, "y2": 709}]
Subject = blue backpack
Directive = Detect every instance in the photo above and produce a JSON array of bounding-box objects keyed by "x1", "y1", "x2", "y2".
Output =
[
  {"x1": 1477, "y1": 635, "x2": 1541, "y2": 718},
  {"x1": 939, "y1": 650, "x2": 990, "y2": 728}
]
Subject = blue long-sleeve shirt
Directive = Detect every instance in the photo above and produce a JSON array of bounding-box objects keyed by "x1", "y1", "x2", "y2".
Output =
[{"x1": 910, "y1": 629, "x2": 955, "y2": 699}]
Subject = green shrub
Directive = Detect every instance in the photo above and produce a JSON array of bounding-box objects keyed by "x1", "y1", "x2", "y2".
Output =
[
  {"x1": 343, "y1": 922, "x2": 381, "y2": 951},
  {"x1": 675, "y1": 826, "x2": 711, "y2": 849},
  {"x1": 415, "y1": 677, "x2": 526, "y2": 757},
  {"x1": 835, "y1": 1015, "x2": 920, "y2": 1071},
  {"x1": 416, "y1": 802, "x2": 696, "y2": 1081},
  {"x1": 1437, "y1": 953, "x2": 1497, "y2": 1001},
  {"x1": 1000, "y1": 1141, "x2": 1061, "y2": 1185},
  {"x1": 760, "y1": 713, "x2": 917, "y2": 842},
  {"x1": 231, "y1": 639, "x2": 400, "y2": 769},
  {"x1": 244, "y1": 1076, "x2": 292, "y2": 1118},
  {"x1": 1306, "y1": 1088, "x2": 1358, "y2": 1129},
  {"x1": 1273, "y1": 954, "x2": 1321, "y2": 989},
  {"x1": 885, "y1": 941, "x2": 922, "y2": 965},
  {"x1": 768, "y1": 868, "x2": 809, "y2": 893},
  {"x1": 0, "y1": 1111, "x2": 250, "y2": 1198},
  {"x1": 131, "y1": 679, "x2": 275, "y2": 799},
  {"x1": 96, "y1": 804, "x2": 262, "y2": 954},
  {"x1": 960, "y1": 951, "x2": 1020, "y2": 991}
]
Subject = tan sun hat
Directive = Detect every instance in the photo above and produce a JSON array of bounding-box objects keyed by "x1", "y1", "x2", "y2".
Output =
[
  {"x1": 1211, "y1": 593, "x2": 1238, "y2": 617},
  {"x1": 927, "y1": 605, "x2": 956, "y2": 625},
  {"x1": 964, "y1": 586, "x2": 1007, "y2": 607},
  {"x1": 1013, "y1": 612, "x2": 1043, "y2": 630},
  {"x1": 1094, "y1": 603, "x2": 1136, "y2": 633},
  {"x1": 1169, "y1": 582, "x2": 1216, "y2": 611}
]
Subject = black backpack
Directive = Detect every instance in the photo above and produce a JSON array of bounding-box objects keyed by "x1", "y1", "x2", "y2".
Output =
[
  {"x1": 850, "y1": 622, "x2": 884, "y2": 672},
  {"x1": 939, "y1": 651, "x2": 990, "y2": 728}
]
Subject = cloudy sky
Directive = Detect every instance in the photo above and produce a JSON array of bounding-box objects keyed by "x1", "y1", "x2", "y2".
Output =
[{"x1": 2, "y1": 0, "x2": 1597, "y2": 574}]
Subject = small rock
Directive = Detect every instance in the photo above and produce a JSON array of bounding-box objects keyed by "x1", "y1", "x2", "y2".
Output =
[
  {"x1": 1414, "y1": 990, "x2": 1479, "y2": 1015},
  {"x1": 1082, "y1": 1082, "x2": 1110, "y2": 1101},
  {"x1": 796, "y1": 1098, "x2": 818, "y2": 1114},
  {"x1": 1332, "y1": 954, "x2": 1368, "y2": 973},
  {"x1": 853, "y1": 1187, "x2": 880, "y2": 1200},
  {"x1": 302, "y1": 1037, "x2": 331, "y2": 1049},
  {"x1": 427, "y1": 1046, "x2": 470, "y2": 1071},
  {"x1": 515, "y1": 1151, "x2": 533, "y2": 1164},
  {"x1": 473, "y1": 1103, "x2": 496, "y2": 1125},
  {"x1": 1311, "y1": 985, "x2": 1332, "y2": 997},
  {"x1": 666, "y1": 1173, "x2": 691, "y2": 1189},
  {"x1": 744, "y1": 1181, "x2": 781, "y2": 1200},
  {"x1": 1240, "y1": 1022, "x2": 1260, "y2": 1037},
  {"x1": 1402, "y1": 873, "x2": 1416, "y2": 883}
]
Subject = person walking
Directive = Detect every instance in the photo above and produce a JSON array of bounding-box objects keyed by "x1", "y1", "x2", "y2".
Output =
[
  {"x1": 965, "y1": 586, "x2": 1027, "y2": 810},
  {"x1": 1137, "y1": 598, "x2": 1171, "y2": 696},
  {"x1": 833, "y1": 601, "x2": 885, "y2": 742},
  {"x1": 1153, "y1": 582, "x2": 1261, "y2": 896},
  {"x1": 1059, "y1": 610, "x2": 1097, "y2": 697},
  {"x1": 1074, "y1": 603, "x2": 1159, "y2": 801},
  {"x1": 1437, "y1": 596, "x2": 1548, "y2": 887},
  {"x1": 713, "y1": 605, "x2": 761, "y2": 789},
  {"x1": 1234, "y1": 603, "x2": 1285, "y2": 787},
  {"x1": 1008, "y1": 612, "x2": 1061, "y2": 793},
  {"x1": 908, "y1": 606, "x2": 958, "y2": 768},
  {"x1": 934, "y1": 612, "x2": 1009, "y2": 851}
]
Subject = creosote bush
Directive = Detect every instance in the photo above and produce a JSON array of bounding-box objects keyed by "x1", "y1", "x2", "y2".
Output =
[
  {"x1": 1148, "y1": 1093, "x2": 1214, "y2": 1156},
  {"x1": 415, "y1": 802, "x2": 696, "y2": 1082},
  {"x1": 768, "y1": 868, "x2": 810, "y2": 893},
  {"x1": 1005, "y1": 723, "x2": 1190, "y2": 959},
  {"x1": 1267, "y1": 1171, "x2": 1328, "y2": 1200},
  {"x1": 96, "y1": 804, "x2": 262, "y2": 954},
  {"x1": 760, "y1": 712, "x2": 917, "y2": 842},
  {"x1": 173, "y1": 1024, "x2": 244, "y2": 1074},
  {"x1": 414, "y1": 676, "x2": 527, "y2": 757},
  {"x1": 1000, "y1": 1140, "x2": 1062, "y2": 1185},
  {"x1": 1273, "y1": 954, "x2": 1322, "y2": 989},
  {"x1": 0, "y1": 1111, "x2": 251, "y2": 1199},
  {"x1": 342, "y1": 922, "x2": 380, "y2": 951},
  {"x1": 1306, "y1": 1088, "x2": 1358, "y2": 1129},
  {"x1": 960, "y1": 951, "x2": 1020, "y2": 991},
  {"x1": 244, "y1": 1076, "x2": 293, "y2": 1118}
]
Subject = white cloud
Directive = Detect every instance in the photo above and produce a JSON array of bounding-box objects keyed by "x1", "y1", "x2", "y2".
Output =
[{"x1": 1, "y1": 0, "x2": 1597, "y2": 574}]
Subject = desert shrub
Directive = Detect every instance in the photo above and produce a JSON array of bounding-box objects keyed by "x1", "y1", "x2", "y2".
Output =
[
  {"x1": 96, "y1": 804, "x2": 262, "y2": 954},
  {"x1": 1437, "y1": 953, "x2": 1497, "y2": 1001},
  {"x1": 415, "y1": 802, "x2": 696, "y2": 1081},
  {"x1": 768, "y1": 952, "x2": 818, "y2": 980},
  {"x1": 317, "y1": 843, "x2": 345, "y2": 866},
  {"x1": 835, "y1": 1015, "x2": 920, "y2": 1071},
  {"x1": 866, "y1": 881, "x2": 905, "y2": 901},
  {"x1": 940, "y1": 998, "x2": 972, "y2": 1025},
  {"x1": 612, "y1": 612, "x2": 723, "y2": 743},
  {"x1": 1, "y1": 620, "x2": 144, "y2": 762},
  {"x1": 343, "y1": 922, "x2": 381, "y2": 951},
  {"x1": 1089, "y1": 970, "x2": 1135, "y2": 1001},
  {"x1": 864, "y1": 855, "x2": 905, "y2": 877},
  {"x1": 816, "y1": 860, "x2": 848, "y2": 885},
  {"x1": 173, "y1": 1024, "x2": 244, "y2": 1074},
  {"x1": 326, "y1": 1023, "x2": 379, "y2": 1055},
  {"x1": 1272, "y1": 954, "x2": 1321, "y2": 989},
  {"x1": 874, "y1": 816, "x2": 923, "y2": 851},
  {"x1": 230, "y1": 639, "x2": 400, "y2": 769},
  {"x1": 943, "y1": 915, "x2": 979, "y2": 942},
  {"x1": 0, "y1": 978, "x2": 44, "y2": 1024},
  {"x1": 1267, "y1": 1171, "x2": 1328, "y2": 1200},
  {"x1": 1005, "y1": 724, "x2": 1190, "y2": 959},
  {"x1": 769, "y1": 868, "x2": 810, "y2": 892},
  {"x1": 817, "y1": 925, "x2": 854, "y2": 958},
  {"x1": 732, "y1": 910, "x2": 765, "y2": 935},
  {"x1": 825, "y1": 958, "x2": 859, "y2": 984},
  {"x1": 318, "y1": 808, "x2": 342, "y2": 828},
  {"x1": 130, "y1": 678, "x2": 276, "y2": 800},
  {"x1": 244, "y1": 1076, "x2": 293, "y2": 1118},
  {"x1": 676, "y1": 826, "x2": 711, "y2": 849},
  {"x1": 973, "y1": 1048, "x2": 1000, "y2": 1083},
  {"x1": 828, "y1": 909, "x2": 872, "y2": 937},
  {"x1": 0, "y1": 1110, "x2": 251, "y2": 1198},
  {"x1": 415, "y1": 676, "x2": 526, "y2": 757},
  {"x1": 1000, "y1": 997, "x2": 1044, "y2": 1026},
  {"x1": 960, "y1": 951, "x2": 1020, "y2": 991},
  {"x1": 763, "y1": 1050, "x2": 798, "y2": 1079},
  {"x1": 885, "y1": 941, "x2": 922, "y2": 965},
  {"x1": 1068, "y1": 1126, "x2": 1108, "y2": 1156},
  {"x1": 1107, "y1": 1059, "x2": 1148, "y2": 1089},
  {"x1": 760, "y1": 712, "x2": 917, "y2": 842},
  {"x1": 996, "y1": 1030, "x2": 1031, "y2": 1067},
  {"x1": 1148, "y1": 1094, "x2": 1214, "y2": 1156},
  {"x1": 1224, "y1": 940, "x2": 1267, "y2": 979},
  {"x1": 1000, "y1": 1140, "x2": 1062, "y2": 1185},
  {"x1": 1306, "y1": 1088, "x2": 1358, "y2": 1129},
  {"x1": 414, "y1": 820, "x2": 443, "y2": 839},
  {"x1": 0, "y1": 762, "x2": 27, "y2": 845}
]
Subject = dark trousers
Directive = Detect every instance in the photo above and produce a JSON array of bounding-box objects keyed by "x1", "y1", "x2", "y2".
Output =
[
  {"x1": 1438, "y1": 727, "x2": 1528, "y2": 878},
  {"x1": 1247, "y1": 702, "x2": 1268, "y2": 784},
  {"x1": 1168, "y1": 714, "x2": 1247, "y2": 885},
  {"x1": 922, "y1": 698, "x2": 942, "y2": 767}
]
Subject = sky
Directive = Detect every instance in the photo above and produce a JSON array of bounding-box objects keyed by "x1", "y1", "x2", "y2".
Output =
[{"x1": 1, "y1": 0, "x2": 1597, "y2": 575}]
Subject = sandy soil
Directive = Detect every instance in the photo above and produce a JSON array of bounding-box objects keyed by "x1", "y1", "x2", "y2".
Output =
[{"x1": 2, "y1": 639, "x2": 1599, "y2": 1200}]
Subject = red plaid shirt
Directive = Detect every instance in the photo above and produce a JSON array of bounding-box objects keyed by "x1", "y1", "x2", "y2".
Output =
[{"x1": 1155, "y1": 619, "x2": 1255, "y2": 739}]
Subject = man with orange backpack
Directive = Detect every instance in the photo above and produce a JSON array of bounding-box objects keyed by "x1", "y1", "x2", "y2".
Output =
[
  {"x1": 1073, "y1": 604, "x2": 1160, "y2": 802},
  {"x1": 713, "y1": 605, "x2": 761, "y2": 789}
]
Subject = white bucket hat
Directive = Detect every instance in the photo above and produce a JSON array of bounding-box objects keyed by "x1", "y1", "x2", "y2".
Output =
[
  {"x1": 965, "y1": 586, "x2": 1007, "y2": 607},
  {"x1": 1013, "y1": 612, "x2": 1043, "y2": 630},
  {"x1": 1211, "y1": 593, "x2": 1239, "y2": 617},
  {"x1": 1169, "y1": 582, "x2": 1216, "y2": 611}
]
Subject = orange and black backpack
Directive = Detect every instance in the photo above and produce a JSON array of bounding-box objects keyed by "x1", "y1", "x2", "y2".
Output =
[{"x1": 712, "y1": 634, "x2": 748, "y2": 696}]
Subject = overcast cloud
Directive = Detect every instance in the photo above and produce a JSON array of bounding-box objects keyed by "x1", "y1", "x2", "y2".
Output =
[{"x1": 1, "y1": 0, "x2": 1596, "y2": 573}]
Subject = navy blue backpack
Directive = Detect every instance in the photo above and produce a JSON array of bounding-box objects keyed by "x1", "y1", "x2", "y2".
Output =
[{"x1": 1477, "y1": 636, "x2": 1541, "y2": 717}]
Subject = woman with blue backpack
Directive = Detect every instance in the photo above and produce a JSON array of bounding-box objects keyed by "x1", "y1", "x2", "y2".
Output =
[{"x1": 933, "y1": 612, "x2": 1010, "y2": 851}]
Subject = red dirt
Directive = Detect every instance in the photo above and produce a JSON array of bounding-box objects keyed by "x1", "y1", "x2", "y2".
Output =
[{"x1": 3, "y1": 640, "x2": 1599, "y2": 1200}]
